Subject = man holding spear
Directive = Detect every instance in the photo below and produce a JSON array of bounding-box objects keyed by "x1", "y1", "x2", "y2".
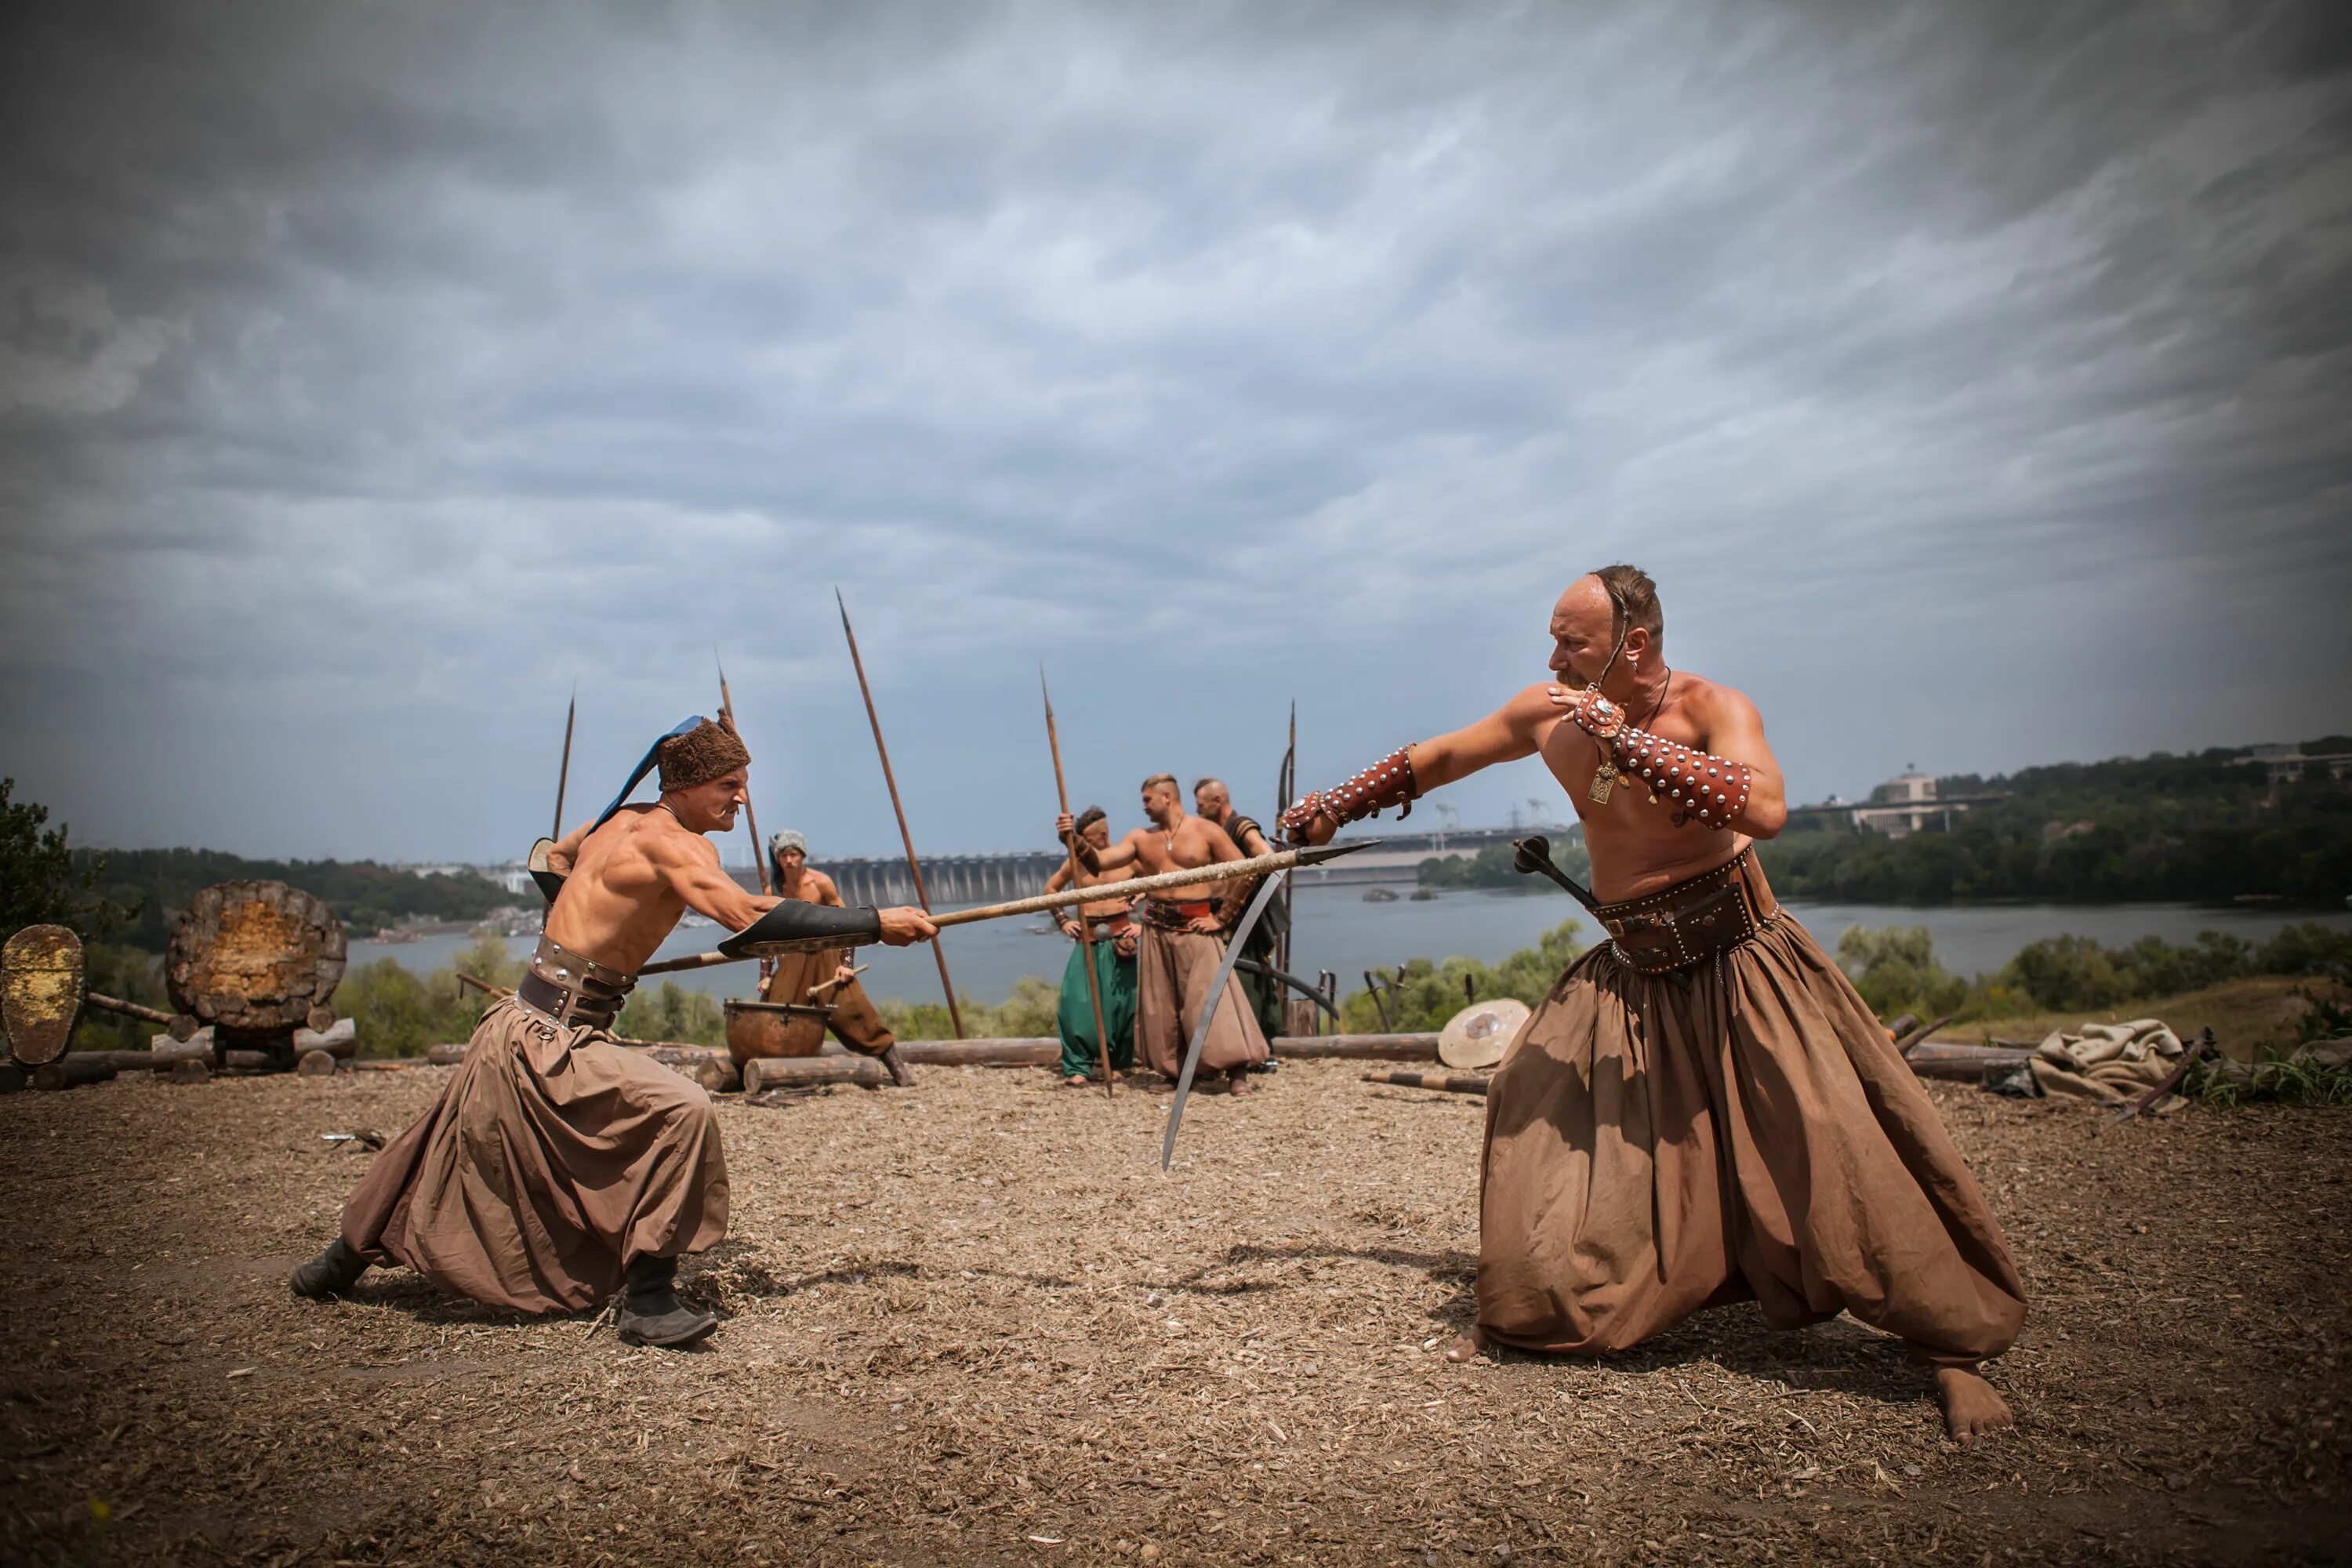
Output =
[
  {"x1": 1040, "y1": 807, "x2": 1138, "y2": 1087},
  {"x1": 1057, "y1": 774, "x2": 1270, "y2": 1095},
  {"x1": 290, "y1": 714, "x2": 938, "y2": 1347}
]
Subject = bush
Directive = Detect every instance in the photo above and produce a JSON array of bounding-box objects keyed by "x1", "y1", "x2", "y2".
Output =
[
  {"x1": 1835, "y1": 926, "x2": 1973, "y2": 1020},
  {"x1": 1338, "y1": 919, "x2": 1587, "y2": 1033},
  {"x1": 875, "y1": 974, "x2": 1064, "y2": 1040}
]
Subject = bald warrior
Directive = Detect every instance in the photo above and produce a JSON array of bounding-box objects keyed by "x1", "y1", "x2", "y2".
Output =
[
  {"x1": 1057, "y1": 773, "x2": 1269, "y2": 1094},
  {"x1": 1282, "y1": 567, "x2": 2025, "y2": 1440},
  {"x1": 291, "y1": 717, "x2": 936, "y2": 1346}
]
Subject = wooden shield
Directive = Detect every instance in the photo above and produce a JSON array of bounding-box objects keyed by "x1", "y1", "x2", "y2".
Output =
[
  {"x1": 1438, "y1": 997, "x2": 1530, "y2": 1071},
  {"x1": 2, "y1": 924, "x2": 86, "y2": 1067}
]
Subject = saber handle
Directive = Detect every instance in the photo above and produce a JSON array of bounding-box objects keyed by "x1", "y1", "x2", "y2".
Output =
[{"x1": 1512, "y1": 836, "x2": 1602, "y2": 913}]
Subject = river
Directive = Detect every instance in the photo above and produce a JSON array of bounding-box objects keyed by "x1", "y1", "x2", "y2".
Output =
[{"x1": 345, "y1": 885, "x2": 2352, "y2": 1007}]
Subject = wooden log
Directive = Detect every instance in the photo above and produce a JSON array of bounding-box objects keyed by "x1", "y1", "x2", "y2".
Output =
[
  {"x1": 745, "y1": 1054, "x2": 890, "y2": 1092},
  {"x1": 167, "y1": 1058, "x2": 209, "y2": 1084},
  {"x1": 894, "y1": 1038, "x2": 1057, "y2": 1067},
  {"x1": 292, "y1": 1018, "x2": 358, "y2": 1059},
  {"x1": 1904, "y1": 1042, "x2": 2033, "y2": 1080},
  {"x1": 223, "y1": 1048, "x2": 270, "y2": 1071},
  {"x1": 307, "y1": 1004, "x2": 337, "y2": 1033},
  {"x1": 642, "y1": 1044, "x2": 739, "y2": 1094},
  {"x1": 1893, "y1": 1014, "x2": 1955, "y2": 1058},
  {"x1": 32, "y1": 1056, "x2": 119, "y2": 1090},
  {"x1": 1361, "y1": 1069, "x2": 1490, "y2": 1096},
  {"x1": 296, "y1": 1049, "x2": 337, "y2": 1076},
  {"x1": 428, "y1": 1042, "x2": 469, "y2": 1065},
  {"x1": 349, "y1": 1058, "x2": 431, "y2": 1072},
  {"x1": 151, "y1": 1026, "x2": 215, "y2": 1065},
  {"x1": 165, "y1": 880, "x2": 347, "y2": 1036},
  {"x1": 1271, "y1": 1033, "x2": 1443, "y2": 1062}
]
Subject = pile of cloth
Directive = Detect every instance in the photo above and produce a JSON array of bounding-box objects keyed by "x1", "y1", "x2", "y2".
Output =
[{"x1": 1983, "y1": 1018, "x2": 2187, "y2": 1108}]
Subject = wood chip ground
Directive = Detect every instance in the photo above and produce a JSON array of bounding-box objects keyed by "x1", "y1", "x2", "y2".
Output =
[{"x1": 2, "y1": 1062, "x2": 2344, "y2": 1565}]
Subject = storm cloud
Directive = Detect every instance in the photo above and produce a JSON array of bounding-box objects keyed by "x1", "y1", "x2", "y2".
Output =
[{"x1": 2, "y1": 1, "x2": 2347, "y2": 860}]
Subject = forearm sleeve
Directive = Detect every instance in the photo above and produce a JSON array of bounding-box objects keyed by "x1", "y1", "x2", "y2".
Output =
[
  {"x1": 718, "y1": 902, "x2": 886, "y2": 958},
  {"x1": 1563, "y1": 691, "x2": 1752, "y2": 829},
  {"x1": 1276, "y1": 746, "x2": 1417, "y2": 843}
]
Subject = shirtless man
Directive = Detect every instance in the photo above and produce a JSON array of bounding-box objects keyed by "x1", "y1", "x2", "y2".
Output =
[
  {"x1": 1043, "y1": 808, "x2": 1140, "y2": 1085},
  {"x1": 1282, "y1": 567, "x2": 2025, "y2": 1440},
  {"x1": 1192, "y1": 778, "x2": 1285, "y2": 1046},
  {"x1": 1056, "y1": 772, "x2": 1268, "y2": 1094},
  {"x1": 291, "y1": 716, "x2": 935, "y2": 1347},
  {"x1": 756, "y1": 829, "x2": 901, "y2": 1066}
]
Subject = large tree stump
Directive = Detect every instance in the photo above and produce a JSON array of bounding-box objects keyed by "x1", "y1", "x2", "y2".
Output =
[{"x1": 165, "y1": 881, "x2": 347, "y2": 1038}]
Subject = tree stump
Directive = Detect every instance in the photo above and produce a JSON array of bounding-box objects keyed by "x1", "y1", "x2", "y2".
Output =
[
  {"x1": 165, "y1": 882, "x2": 347, "y2": 1039},
  {"x1": 296, "y1": 1049, "x2": 337, "y2": 1076}
]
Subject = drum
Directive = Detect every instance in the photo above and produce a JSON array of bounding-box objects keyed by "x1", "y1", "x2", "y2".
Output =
[{"x1": 724, "y1": 997, "x2": 833, "y2": 1063}]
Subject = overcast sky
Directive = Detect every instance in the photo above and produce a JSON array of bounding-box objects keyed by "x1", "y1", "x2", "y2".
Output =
[{"x1": 2, "y1": 1, "x2": 2347, "y2": 864}]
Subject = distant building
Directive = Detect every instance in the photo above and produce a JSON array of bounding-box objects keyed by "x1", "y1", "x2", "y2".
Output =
[
  {"x1": 2235, "y1": 750, "x2": 2352, "y2": 786},
  {"x1": 1848, "y1": 771, "x2": 1972, "y2": 838}
]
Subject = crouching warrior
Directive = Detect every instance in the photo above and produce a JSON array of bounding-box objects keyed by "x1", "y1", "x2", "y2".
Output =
[
  {"x1": 292, "y1": 715, "x2": 936, "y2": 1346},
  {"x1": 1280, "y1": 567, "x2": 2027, "y2": 1441}
]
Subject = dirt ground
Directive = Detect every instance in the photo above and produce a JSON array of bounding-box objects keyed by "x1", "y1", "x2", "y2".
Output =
[{"x1": 2, "y1": 1057, "x2": 2347, "y2": 1566}]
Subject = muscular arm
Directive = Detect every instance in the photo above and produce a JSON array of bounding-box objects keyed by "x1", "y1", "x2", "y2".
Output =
[
  {"x1": 1689, "y1": 686, "x2": 1788, "y2": 838},
  {"x1": 655, "y1": 834, "x2": 778, "y2": 931},
  {"x1": 1406, "y1": 684, "x2": 1559, "y2": 792},
  {"x1": 1088, "y1": 829, "x2": 1146, "y2": 871}
]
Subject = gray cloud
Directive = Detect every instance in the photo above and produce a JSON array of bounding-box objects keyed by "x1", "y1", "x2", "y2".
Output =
[{"x1": 2, "y1": 0, "x2": 2347, "y2": 861}]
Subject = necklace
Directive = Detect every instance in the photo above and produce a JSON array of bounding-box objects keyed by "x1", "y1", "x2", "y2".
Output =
[{"x1": 1588, "y1": 667, "x2": 1672, "y2": 806}]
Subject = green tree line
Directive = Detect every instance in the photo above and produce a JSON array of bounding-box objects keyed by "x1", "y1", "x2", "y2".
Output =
[{"x1": 71, "y1": 846, "x2": 517, "y2": 948}]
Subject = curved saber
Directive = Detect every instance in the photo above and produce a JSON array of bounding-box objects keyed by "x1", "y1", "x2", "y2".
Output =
[
  {"x1": 1235, "y1": 959, "x2": 1340, "y2": 1020},
  {"x1": 1160, "y1": 868, "x2": 1289, "y2": 1171}
]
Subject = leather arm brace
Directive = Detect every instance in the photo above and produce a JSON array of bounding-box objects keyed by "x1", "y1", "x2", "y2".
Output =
[
  {"x1": 1277, "y1": 746, "x2": 1417, "y2": 843},
  {"x1": 718, "y1": 901, "x2": 885, "y2": 958},
  {"x1": 1214, "y1": 875, "x2": 1258, "y2": 931},
  {"x1": 1565, "y1": 691, "x2": 1753, "y2": 830}
]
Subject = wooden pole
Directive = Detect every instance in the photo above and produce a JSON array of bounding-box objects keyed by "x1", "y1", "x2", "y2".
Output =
[
  {"x1": 1277, "y1": 699, "x2": 1296, "y2": 981},
  {"x1": 716, "y1": 652, "x2": 772, "y2": 896},
  {"x1": 1042, "y1": 666, "x2": 1116, "y2": 1098},
  {"x1": 552, "y1": 684, "x2": 576, "y2": 840},
  {"x1": 836, "y1": 589, "x2": 966, "y2": 1040}
]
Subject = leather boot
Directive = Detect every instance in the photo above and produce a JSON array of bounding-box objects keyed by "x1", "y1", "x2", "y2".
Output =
[
  {"x1": 290, "y1": 1237, "x2": 368, "y2": 1299},
  {"x1": 615, "y1": 1255, "x2": 717, "y2": 1348}
]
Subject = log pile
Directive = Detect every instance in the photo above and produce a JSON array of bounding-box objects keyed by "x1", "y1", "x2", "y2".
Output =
[{"x1": 165, "y1": 881, "x2": 346, "y2": 1043}]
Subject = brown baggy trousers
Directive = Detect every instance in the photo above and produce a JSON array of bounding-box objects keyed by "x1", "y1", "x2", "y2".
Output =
[
  {"x1": 760, "y1": 946, "x2": 896, "y2": 1056},
  {"x1": 1136, "y1": 923, "x2": 1269, "y2": 1079},
  {"x1": 341, "y1": 998, "x2": 730, "y2": 1314},
  {"x1": 1477, "y1": 916, "x2": 2025, "y2": 1367}
]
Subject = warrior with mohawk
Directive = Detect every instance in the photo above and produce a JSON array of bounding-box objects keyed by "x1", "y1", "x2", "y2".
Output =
[{"x1": 291, "y1": 713, "x2": 937, "y2": 1346}]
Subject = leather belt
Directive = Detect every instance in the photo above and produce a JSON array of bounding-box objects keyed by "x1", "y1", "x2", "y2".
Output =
[
  {"x1": 1139, "y1": 899, "x2": 1214, "y2": 932},
  {"x1": 516, "y1": 971, "x2": 624, "y2": 1029},
  {"x1": 1596, "y1": 850, "x2": 1779, "y2": 975}
]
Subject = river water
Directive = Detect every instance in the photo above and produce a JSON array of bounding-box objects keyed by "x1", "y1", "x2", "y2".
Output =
[{"x1": 346, "y1": 884, "x2": 2352, "y2": 1007}]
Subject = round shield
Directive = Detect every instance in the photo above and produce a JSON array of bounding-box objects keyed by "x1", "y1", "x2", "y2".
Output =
[
  {"x1": 1438, "y1": 996, "x2": 1530, "y2": 1070},
  {"x1": 2, "y1": 924, "x2": 87, "y2": 1068}
]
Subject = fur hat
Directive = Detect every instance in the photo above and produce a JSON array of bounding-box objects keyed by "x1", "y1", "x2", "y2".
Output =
[
  {"x1": 768, "y1": 829, "x2": 808, "y2": 863},
  {"x1": 657, "y1": 714, "x2": 751, "y2": 793}
]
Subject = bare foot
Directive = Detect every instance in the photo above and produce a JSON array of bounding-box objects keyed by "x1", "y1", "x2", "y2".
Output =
[
  {"x1": 1226, "y1": 1072, "x2": 1253, "y2": 1097},
  {"x1": 1064, "y1": 1073, "x2": 1091, "y2": 1088},
  {"x1": 1445, "y1": 1327, "x2": 1489, "y2": 1363},
  {"x1": 1936, "y1": 1366, "x2": 2013, "y2": 1443}
]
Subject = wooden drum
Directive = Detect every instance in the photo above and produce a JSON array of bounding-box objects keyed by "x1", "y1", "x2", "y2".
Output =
[{"x1": 724, "y1": 997, "x2": 833, "y2": 1063}]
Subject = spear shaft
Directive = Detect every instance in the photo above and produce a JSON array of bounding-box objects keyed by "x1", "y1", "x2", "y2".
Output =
[
  {"x1": 1042, "y1": 666, "x2": 1115, "y2": 1098},
  {"x1": 551, "y1": 687, "x2": 577, "y2": 840},
  {"x1": 836, "y1": 590, "x2": 967, "y2": 1039},
  {"x1": 715, "y1": 653, "x2": 772, "y2": 896}
]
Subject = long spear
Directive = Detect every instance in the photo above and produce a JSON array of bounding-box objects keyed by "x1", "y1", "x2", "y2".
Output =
[
  {"x1": 836, "y1": 590, "x2": 967, "y2": 1040},
  {"x1": 1042, "y1": 666, "x2": 1116, "y2": 1098},
  {"x1": 550, "y1": 684, "x2": 577, "y2": 840},
  {"x1": 714, "y1": 652, "x2": 772, "y2": 896},
  {"x1": 1276, "y1": 699, "x2": 1296, "y2": 979}
]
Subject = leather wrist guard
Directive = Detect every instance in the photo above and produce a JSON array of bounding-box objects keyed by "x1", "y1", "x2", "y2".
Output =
[
  {"x1": 1567, "y1": 693, "x2": 1751, "y2": 830},
  {"x1": 1278, "y1": 746, "x2": 1417, "y2": 842},
  {"x1": 1214, "y1": 876, "x2": 1257, "y2": 931}
]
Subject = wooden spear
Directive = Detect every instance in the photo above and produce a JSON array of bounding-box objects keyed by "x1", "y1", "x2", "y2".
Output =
[
  {"x1": 716, "y1": 652, "x2": 772, "y2": 896},
  {"x1": 551, "y1": 683, "x2": 577, "y2": 840},
  {"x1": 1277, "y1": 699, "x2": 1296, "y2": 980},
  {"x1": 1042, "y1": 666, "x2": 1116, "y2": 1098},
  {"x1": 835, "y1": 589, "x2": 967, "y2": 1040}
]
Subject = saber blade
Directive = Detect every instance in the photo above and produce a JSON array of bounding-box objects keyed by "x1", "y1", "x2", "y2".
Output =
[{"x1": 1160, "y1": 868, "x2": 1289, "y2": 1171}]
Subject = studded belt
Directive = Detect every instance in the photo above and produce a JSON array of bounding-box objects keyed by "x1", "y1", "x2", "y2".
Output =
[
  {"x1": 1595, "y1": 850, "x2": 1778, "y2": 975},
  {"x1": 1139, "y1": 899, "x2": 1215, "y2": 932},
  {"x1": 516, "y1": 935, "x2": 636, "y2": 1028}
]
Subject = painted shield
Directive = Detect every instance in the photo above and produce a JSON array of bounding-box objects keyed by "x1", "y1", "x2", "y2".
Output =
[{"x1": 2, "y1": 924, "x2": 86, "y2": 1067}]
